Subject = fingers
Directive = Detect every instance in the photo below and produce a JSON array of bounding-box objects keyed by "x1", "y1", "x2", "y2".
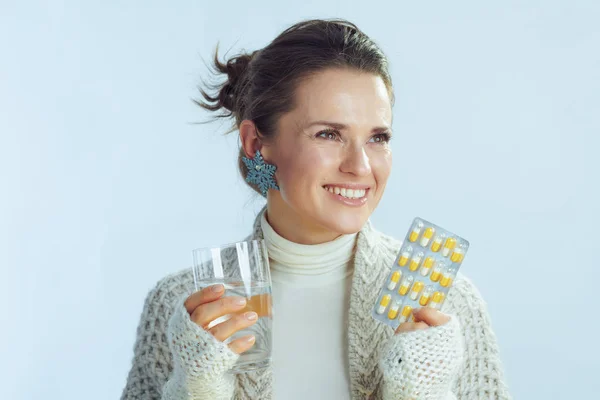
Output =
[
  {"x1": 191, "y1": 295, "x2": 248, "y2": 328},
  {"x1": 184, "y1": 284, "x2": 225, "y2": 314},
  {"x1": 209, "y1": 311, "x2": 258, "y2": 341},
  {"x1": 183, "y1": 284, "x2": 258, "y2": 355},
  {"x1": 228, "y1": 335, "x2": 256, "y2": 354},
  {"x1": 394, "y1": 308, "x2": 451, "y2": 334},
  {"x1": 395, "y1": 321, "x2": 428, "y2": 334},
  {"x1": 412, "y1": 307, "x2": 450, "y2": 326}
]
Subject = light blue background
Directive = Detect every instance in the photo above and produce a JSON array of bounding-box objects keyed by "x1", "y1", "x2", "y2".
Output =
[{"x1": 1, "y1": 1, "x2": 598, "y2": 398}]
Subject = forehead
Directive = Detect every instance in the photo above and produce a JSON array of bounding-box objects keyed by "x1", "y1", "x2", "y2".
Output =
[{"x1": 290, "y1": 68, "x2": 393, "y2": 128}]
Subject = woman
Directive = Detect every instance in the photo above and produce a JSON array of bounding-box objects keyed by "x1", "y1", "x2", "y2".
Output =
[{"x1": 121, "y1": 18, "x2": 510, "y2": 400}]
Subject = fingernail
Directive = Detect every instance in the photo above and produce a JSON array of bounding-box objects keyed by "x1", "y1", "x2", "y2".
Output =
[
  {"x1": 235, "y1": 298, "x2": 247, "y2": 306},
  {"x1": 211, "y1": 284, "x2": 223, "y2": 292},
  {"x1": 246, "y1": 335, "x2": 256, "y2": 343},
  {"x1": 245, "y1": 312, "x2": 258, "y2": 320}
]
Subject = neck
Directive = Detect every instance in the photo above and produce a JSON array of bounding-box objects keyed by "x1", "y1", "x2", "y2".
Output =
[
  {"x1": 260, "y1": 209, "x2": 357, "y2": 286},
  {"x1": 266, "y1": 195, "x2": 342, "y2": 245}
]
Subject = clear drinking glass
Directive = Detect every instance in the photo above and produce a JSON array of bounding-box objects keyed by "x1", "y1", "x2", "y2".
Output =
[{"x1": 191, "y1": 239, "x2": 273, "y2": 373}]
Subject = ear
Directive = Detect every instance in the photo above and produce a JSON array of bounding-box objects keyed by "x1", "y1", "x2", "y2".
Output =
[{"x1": 239, "y1": 119, "x2": 262, "y2": 158}]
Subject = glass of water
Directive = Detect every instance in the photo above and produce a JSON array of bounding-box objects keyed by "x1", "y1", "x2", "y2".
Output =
[{"x1": 191, "y1": 239, "x2": 272, "y2": 373}]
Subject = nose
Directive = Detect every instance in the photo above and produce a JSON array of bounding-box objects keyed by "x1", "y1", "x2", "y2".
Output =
[{"x1": 340, "y1": 146, "x2": 372, "y2": 177}]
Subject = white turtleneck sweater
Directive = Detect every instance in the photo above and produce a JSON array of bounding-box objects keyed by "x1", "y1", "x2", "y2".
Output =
[{"x1": 260, "y1": 212, "x2": 357, "y2": 399}]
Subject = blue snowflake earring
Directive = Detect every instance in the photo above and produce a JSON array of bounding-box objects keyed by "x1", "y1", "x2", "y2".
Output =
[{"x1": 242, "y1": 150, "x2": 280, "y2": 197}]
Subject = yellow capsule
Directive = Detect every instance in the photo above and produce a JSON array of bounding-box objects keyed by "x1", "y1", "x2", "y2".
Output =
[
  {"x1": 398, "y1": 275, "x2": 414, "y2": 296},
  {"x1": 398, "y1": 246, "x2": 412, "y2": 267},
  {"x1": 420, "y1": 257, "x2": 435, "y2": 276},
  {"x1": 440, "y1": 267, "x2": 456, "y2": 288},
  {"x1": 450, "y1": 244, "x2": 466, "y2": 263},
  {"x1": 442, "y1": 237, "x2": 457, "y2": 257},
  {"x1": 430, "y1": 291, "x2": 445, "y2": 309},
  {"x1": 420, "y1": 227, "x2": 436, "y2": 247},
  {"x1": 440, "y1": 275, "x2": 452, "y2": 287},
  {"x1": 387, "y1": 301, "x2": 401, "y2": 320},
  {"x1": 409, "y1": 281, "x2": 425, "y2": 300},
  {"x1": 387, "y1": 270, "x2": 402, "y2": 290},
  {"x1": 409, "y1": 251, "x2": 424, "y2": 272},
  {"x1": 409, "y1": 221, "x2": 424, "y2": 242},
  {"x1": 377, "y1": 294, "x2": 391, "y2": 314},
  {"x1": 398, "y1": 305, "x2": 413, "y2": 323},
  {"x1": 431, "y1": 234, "x2": 445, "y2": 252},
  {"x1": 430, "y1": 263, "x2": 444, "y2": 282},
  {"x1": 450, "y1": 250, "x2": 463, "y2": 263},
  {"x1": 419, "y1": 286, "x2": 434, "y2": 306}
]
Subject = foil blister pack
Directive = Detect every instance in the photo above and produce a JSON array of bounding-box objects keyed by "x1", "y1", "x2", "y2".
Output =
[{"x1": 372, "y1": 217, "x2": 470, "y2": 330}]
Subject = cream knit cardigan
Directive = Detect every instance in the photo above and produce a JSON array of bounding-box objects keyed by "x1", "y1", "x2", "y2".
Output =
[{"x1": 121, "y1": 209, "x2": 511, "y2": 399}]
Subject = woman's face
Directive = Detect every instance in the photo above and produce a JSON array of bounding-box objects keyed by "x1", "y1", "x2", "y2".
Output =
[{"x1": 263, "y1": 68, "x2": 393, "y2": 243}]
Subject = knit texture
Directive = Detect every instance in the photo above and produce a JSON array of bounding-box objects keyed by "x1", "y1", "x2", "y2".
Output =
[
  {"x1": 121, "y1": 207, "x2": 511, "y2": 399},
  {"x1": 161, "y1": 293, "x2": 239, "y2": 399},
  {"x1": 379, "y1": 317, "x2": 463, "y2": 399}
]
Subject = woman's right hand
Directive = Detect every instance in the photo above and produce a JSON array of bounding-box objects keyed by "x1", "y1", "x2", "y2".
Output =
[{"x1": 184, "y1": 283, "x2": 258, "y2": 354}]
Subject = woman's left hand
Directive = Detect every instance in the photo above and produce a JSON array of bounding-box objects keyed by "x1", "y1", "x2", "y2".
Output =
[
  {"x1": 395, "y1": 307, "x2": 450, "y2": 334},
  {"x1": 382, "y1": 307, "x2": 463, "y2": 399}
]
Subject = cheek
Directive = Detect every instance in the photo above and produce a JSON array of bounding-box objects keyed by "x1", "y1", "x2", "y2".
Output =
[
  {"x1": 372, "y1": 150, "x2": 393, "y2": 186},
  {"x1": 277, "y1": 147, "x2": 339, "y2": 185}
]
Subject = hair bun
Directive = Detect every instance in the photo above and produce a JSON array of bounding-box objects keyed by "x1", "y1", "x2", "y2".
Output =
[
  {"x1": 196, "y1": 45, "x2": 258, "y2": 120},
  {"x1": 216, "y1": 48, "x2": 258, "y2": 115}
]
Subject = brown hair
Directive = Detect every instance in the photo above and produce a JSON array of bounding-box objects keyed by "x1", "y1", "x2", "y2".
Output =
[{"x1": 195, "y1": 18, "x2": 394, "y2": 195}]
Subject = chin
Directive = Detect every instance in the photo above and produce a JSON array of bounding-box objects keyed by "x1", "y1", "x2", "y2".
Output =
[{"x1": 319, "y1": 209, "x2": 370, "y2": 235}]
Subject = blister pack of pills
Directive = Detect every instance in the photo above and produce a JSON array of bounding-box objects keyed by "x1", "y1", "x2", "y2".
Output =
[{"x1": 372, "y1": 217, "x2": 470, "y2": 330}]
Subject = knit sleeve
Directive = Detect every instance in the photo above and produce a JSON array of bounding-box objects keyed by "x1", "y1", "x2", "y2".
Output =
[
  {"x1": 120, "y1": 284, "x2": 174, "y2": 400},
  {"x1": 378, "y1": 316, "x2": 464, "y2": 399},
  {"x1": 120, "y1": 284, "x2": 239, "y2": 400},
  {"x1": 447, "y1": 277, "x2": 512, "y2": 399},
  {"x1": 162, "y1": 292, "x2": 239, "y2": 399}
]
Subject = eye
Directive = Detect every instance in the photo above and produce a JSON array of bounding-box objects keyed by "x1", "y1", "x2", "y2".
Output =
[
  {"x1": 369, "y1": 132, "x2": 392, "y2": 144},
  {"x1": 316, "y1": 129, "x2": 340, "y2": 141}
]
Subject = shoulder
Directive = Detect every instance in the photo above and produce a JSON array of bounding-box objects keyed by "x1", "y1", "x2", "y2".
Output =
[
  {"x1": 353, "y1": 223, "x2": 404, "y2": 287},
  {"x1": 443, "y1": 273, "x2": 495, "y2": 333},
  {"x1": 374, "y1": 228, "x2": 404, "y2": 254},
  {"x1": 141, "y1": 266, "x2": 196, "y2": 316},
  {"x1": 359, "y1": 221, "x2": 403, "y2": 261},
  {"x1": 445, "y1": 273, "x2": 488, "y2": 313}
]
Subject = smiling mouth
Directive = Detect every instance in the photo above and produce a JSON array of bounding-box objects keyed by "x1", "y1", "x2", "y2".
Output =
[{"x1": 322, "y1": 185, "x2": 369, "y2": 199}]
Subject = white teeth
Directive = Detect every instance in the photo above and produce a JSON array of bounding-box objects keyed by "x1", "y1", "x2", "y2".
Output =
[{"x1": 324, "y1": 186, "x2": 367, "y2": 199}]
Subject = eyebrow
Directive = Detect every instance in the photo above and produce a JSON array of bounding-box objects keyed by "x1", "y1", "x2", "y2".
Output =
[{"x1": 306, "y1": 120, "x2": 392, "y2": 134}]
